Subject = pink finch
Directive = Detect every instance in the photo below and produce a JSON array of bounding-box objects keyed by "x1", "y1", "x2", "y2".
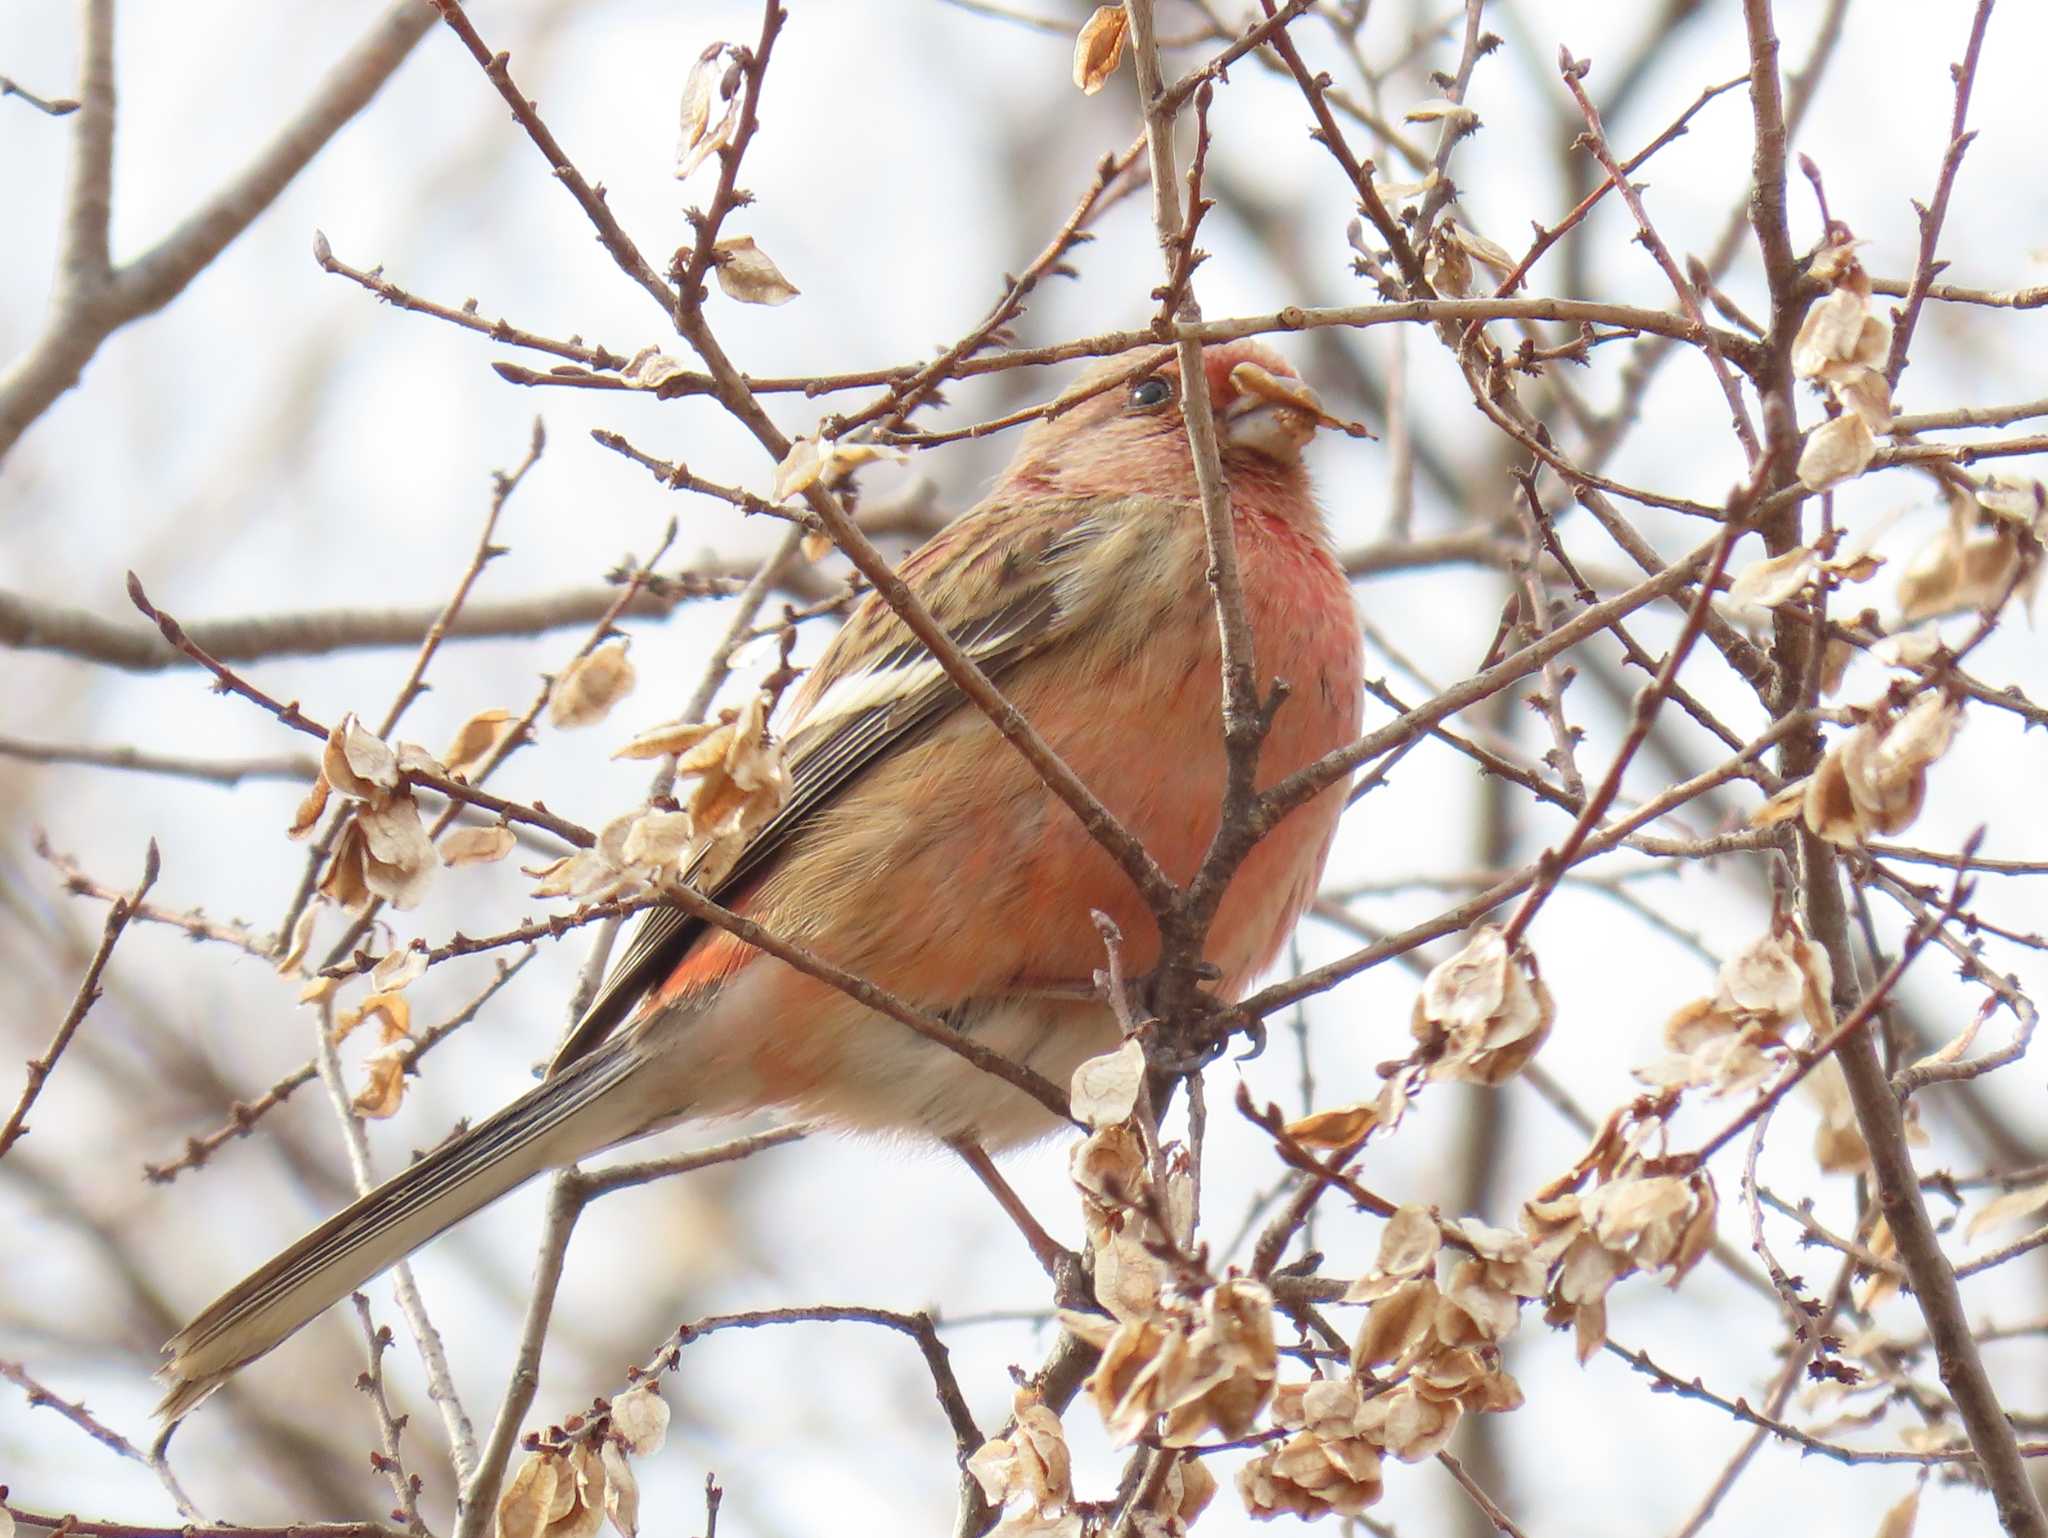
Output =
[{"x1": 157, "y1": 338, "x2": 1364, "y2": 1419}]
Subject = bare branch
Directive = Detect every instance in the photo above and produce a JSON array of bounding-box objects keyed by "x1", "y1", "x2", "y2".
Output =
[
  {"x1": 2, "y1": 839, "x2": 158, "y2": 1159},
  {"x1": 0, "y1": 0, "x2": 437, "y2": 461}
]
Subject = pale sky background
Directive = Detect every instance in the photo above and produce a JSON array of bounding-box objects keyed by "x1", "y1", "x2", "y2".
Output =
[{"x1": 3, "y1": 1, "x2": 2047, "y2": 1534}]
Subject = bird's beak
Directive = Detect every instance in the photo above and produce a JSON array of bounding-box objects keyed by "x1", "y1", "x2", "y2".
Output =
[{"x1": 1222, "y1": 361, "x2": 1329, "y2": 461}]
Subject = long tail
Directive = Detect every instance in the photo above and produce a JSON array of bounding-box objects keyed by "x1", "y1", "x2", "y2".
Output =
[{"x1": 157, "y1": 1037, "x2": 649, "y2": 1422}]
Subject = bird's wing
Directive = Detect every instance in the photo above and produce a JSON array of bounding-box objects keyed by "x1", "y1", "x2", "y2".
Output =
[{"x1": 547, "y1": 500, "x2": 1103, "y2": 1075}]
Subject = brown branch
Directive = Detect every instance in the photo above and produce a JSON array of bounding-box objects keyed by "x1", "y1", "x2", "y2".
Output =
[
  {"x1": 1129, "y1": 0, "x2": 1277, "y2": 1010},
  {"x1": 1243, "y1": 717, "x2": 1799, "y2": 1019},
  {"x1": 377, "y1": 415, "x2": 548, "y2": 738},
  {"x1": 0, "y1": 736, "x2": 317, "y2": 786},
  {"x1": 826, "y1": 134, "x2": 1148, "y2": 442},
  {"x1": 145, "y1": 949, "x2": 537, "y2": 1185},
  {"x1": 308, "y1": 995, "x2": 478, "y2": 1482},
  {"x1": 588, "y1": 428, "x2": 802, "y2": 521},
  {"x1": 1, "y1": 1514, "x2": 399, "y2": 1538},
  {"x1": 37, "y1": 833, "x2": 270, "y2": 958},
  {"x1": 320, "y1": 897, "x2": 662, "y2": 983},
  {"x1": 0, "y1": 74, "x2": 80, "y2": 115},
  {"x1": 1498, "y1": 519, "x2": 1744, "y2": 946},
  {"x1": 1871, "y1": 276, "x2": 2048, "y2": 312},
  {"x1": 348, "y1": 1295, "x2": 429, "y2": 1536},
  {"x1": 0, "y1": 1358, "x2": 201, "y2": 1522},
  {"x1": 1558, "y1": 48, "x2": 1760, "y2": 461},
  {"x1": 1255, "y1": 530, "x2": 1732, "y2": 833},
  {"x1": 1474, "y1": 73, "x2": 1749, "y2": 316},
  {"x1": 1805, "y1": 839, "x2": 2045, "y2": 1536},
  {"x1": 123, "y1": 573, "x2": 596, "y2": 850},
  {"x1": 672, "y1": 0, "x2": 785, "y2": 321},
  {"x1": 1883, "y1": 0, "x2": 1998, "y2": 385},
  {"x1": 0, "y1": 0, "x2": 437, "y2": 462},
  {"x1": 1605, "y1": 1340, "x2": 2048, "y2": 1466},
  {"x1": 315, "y1": 236, "x2": 630, "y2": 371},
  {"x1": 665, "y1": 1305, "x2": 985, "y2": 1460},
  {"x1": 0, "y1": 573, "x2": 756, "y2": 672},
  {"x1": 425, "y1": 0, "x2": 677, "y2": 318},
  {"x1": 452, "y1": 1127, "x2": 810, "y2": 1536},
  {"x1": 1, "y1": 840, "x2": 159, "y2": 1159}
]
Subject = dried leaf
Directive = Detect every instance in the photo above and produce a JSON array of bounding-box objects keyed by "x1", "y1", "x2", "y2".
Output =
[
  {"x1": 1802, "y1": 748, "x2": 1864, "y2": 846},
  {"x1": 1896, "y1": 528, "x2": 1966, "y2": 623},
  {"x1": 1749, "y1": 778, "x2": 1808, "y2": 829},
  {"x1": 722, "y1": 690, "x2": 783, "y2": 792},
  {"x1": 275, "y1": 902, "x2": 321, "y2": 978},
  {"x1": 1723, "y1": 546, "x2": 1816, "y2": 624},
  {"x1": 319, "y1": 821, "x2": 372, "y2": 910},
  {"x1": 771, "y1": 437, "x2": 826, "y2": 501},
  {"x1": 443, "y1": 708, "x2": 515, "y2": 776},
  {"x1": 497, "y1": 1450, "x2": 561, "y2": 1538},
  {"x1": 1796, "y1": 413, "x2": 1877, "y2": 491},
  {"x1": 621, "y1": 809, "x2": 696, "y2": 875},
  {"x1": 610, "y1": 1382, "x2": 669, "y2": 1455},
  {"x1": 1372, "y1": 169, "x2": 1442, "y2": 204},
  {"x1": 1285, "y1": 1101, "x2": 1379, "y2": 1150},
  {"x1": 1976, "y1": 474, "x2": 2046, "y2": 528},
  {"x1": 620, "y1": 348, "x2": 689, "y2": 392},
  {"x1": 1873, "y1": 1487, "x2": 1920, "y2": 1538},
  {"x1": 1353, "y1": 1278, "x2": 1437, "y2": 1367},
  {"x1": 1450, "y1": 222, "x2": 1517, "y2": 277},
  {"x1": 550, "y1": 641, "x2": 637, "y2": 729},
  {"x1": 600, "y1": 1439, "x2": 638, "y2": 1538},
  {"x1": 353, "y1": 1042, "x2": 411, "y2": 1119},
  {"x1": 612, "y1": 714, "x2": 732, "y2": 761},
  {"x1": 1375, "y1": 1205, "x2": 1441, "y2": 1279},
  {"x1": 1854, "y1": 1218, "x2": 1900, "y2": 1311},
  {"x1": 1423, "y1": 226, "x2": 1473, "y2": 297},
  {"x1": 1358, "y1": 1383, "x2": 1461, "y2": 1463},
  {"x1": 713, "y1": 236, "x2": 799, "y2": 306},
  {"x1": 1572, "y1": 1295, "x2": 1607, "y2": 1363},
  {"x1": 676, "y1": 44, "x2": 741, "y2": 180},
  {"x1": 323, "y1": 713, "x2": 400, "y2": 802},
  {"x1": 336, "y1": 990, "x2": 412, "y2": 1044},
  {"x1": 1965, "y1": 1181, "x2": 2048, "y2": 1243},
  {"x1": 1792, "y1": 289, "x2": 1868, "y2": 378},
  {"x1": 771, "y1": 435, "x2": 908, "y2": 502},
  {"x1": 1827, "y1": 364, "x2": 1893, "y2": 433},
  {"x1": 1809, "y1": 1059, "x2": 1870, "y2": 1174},
  {"x1": 547, "y1": 1442, "x2": 607, "y2": 1538},
  {"x1": 370, "y1": 943, "x2": 429, "y2": 993},
  {"x1": 441, "y1": 824, "x2": 516, "y2": 867},
  {"x1": 1404, "y1": 97, "x2": 1479, "y2": 128},
  {"x1": 394, "y1": 742, "x2": 443, "y2": 778},
  {"x1": 1071, "y1": 5, "x2": 1128, "y2": 95},
  {"x1": 967, "y1": 1388, "x2": 1078, "y2": 1531},
  {"x1": 359, "y1": 794, "x2": 436, "y2": 909},
  {"x1": 288, "y1": 772, "x2": 331, "y2": 839},
  {"x1": 1414, "y1": 926, "x2": 1553, "y2": 1084},
  {"x1": 1071, "y1": 1037, "x2": 1145, "y2": 1128},
  {"x1": 1870, "y1": 628, "x2": 1943, "y2": 668}
]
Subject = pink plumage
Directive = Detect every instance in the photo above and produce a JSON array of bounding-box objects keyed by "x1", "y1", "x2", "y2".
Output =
[{"x1": 156, "y1": 338, "x2": 1365, "y2": 1419}]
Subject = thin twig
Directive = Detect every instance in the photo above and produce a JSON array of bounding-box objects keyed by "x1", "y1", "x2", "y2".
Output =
[{"x1": 2, "y1": 839, "x2": 159, "y2": 1158}]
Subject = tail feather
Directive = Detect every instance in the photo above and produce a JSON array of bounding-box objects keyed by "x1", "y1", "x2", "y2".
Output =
[{"x1": 157, "y1": 1038, "x2": 646, "y2": 1422}]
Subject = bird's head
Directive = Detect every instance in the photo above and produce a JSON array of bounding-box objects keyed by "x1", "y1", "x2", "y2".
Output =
[{"x1": 997, "y1": 340, "x2": 1335, "y2": 518}]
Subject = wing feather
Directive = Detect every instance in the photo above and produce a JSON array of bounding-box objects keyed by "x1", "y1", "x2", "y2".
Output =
[{"x1": 546, "y1": 504, "x2": 1099, "y2": 1074}]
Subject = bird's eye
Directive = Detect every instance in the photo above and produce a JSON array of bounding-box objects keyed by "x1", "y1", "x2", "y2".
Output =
[{"x1": 1127, "y1": 376, "x2": 1174, "y2": 410}]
